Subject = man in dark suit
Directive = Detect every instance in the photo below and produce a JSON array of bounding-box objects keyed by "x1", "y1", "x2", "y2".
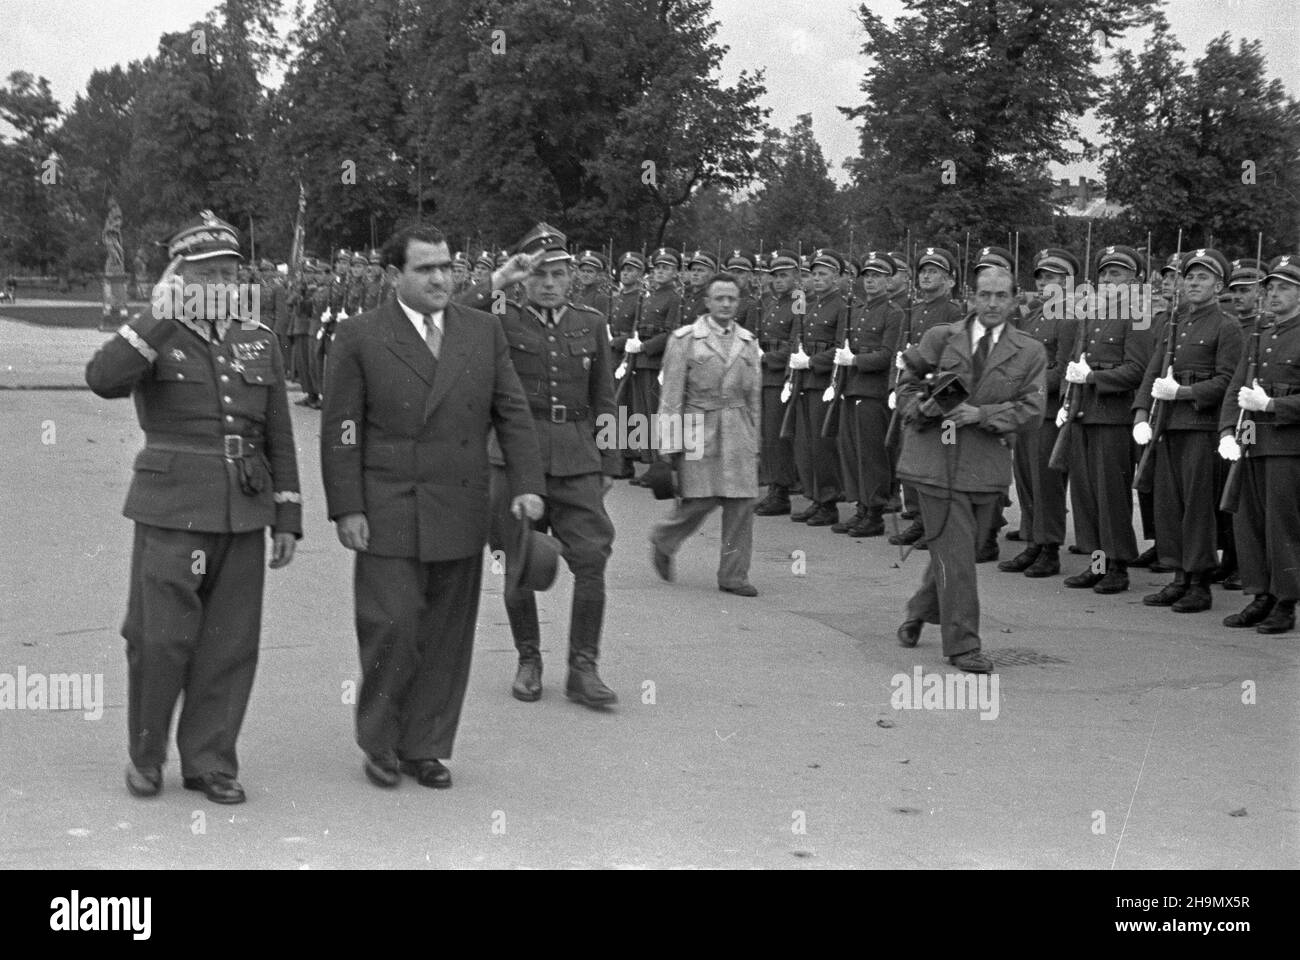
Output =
[
  {"x1": 321, "y1": 224, "x2": 546, "y2": 790},
  {"x1": 894, "y1": 266, "x2": 1047, "y2": 673}
]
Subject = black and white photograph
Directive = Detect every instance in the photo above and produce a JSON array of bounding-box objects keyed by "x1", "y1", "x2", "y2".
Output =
[{"x1": 1, "y1": 0, "x2": 1297, "y2": 896}]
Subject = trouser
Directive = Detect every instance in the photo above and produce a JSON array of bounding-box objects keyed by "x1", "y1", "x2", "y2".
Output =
[
  {"x1": 1011, "y1": 417, "x2": 1067, "y2": 546},
  {"x1": 904, "y1": 484, "x2": 1000, "y2": 657},
  {"x1": 489, "y1": 468, "x2": 615, "y2": 666},
  {"x1": 836, "y1": 396, "x2": 890, "y2": 509},
  {"x1": 650, "y1": 496, "x2": 756, "y2": 589},
  {"x1": 627, "y1": 366, "x2": 660, "y2": 464},
  {"x1": 122, "y1": 523, "x2": 264, "y2": 777},
  {"x1": 1069, "y1": 424, "x2": 1138, "y2": 563},
  {"x1": 1153, "y1": 430, "x2": 1219, "y2": 574},
  {"x1": 1235, "y1": 455, "x2": 1300, "y2": 601},
  {"x1": 292, "y1": 333, "x2": 317, "y2": 397},
  {"x1": 793, "y1": 389, "x2": 842, "y2": 503},
  {"x1": 759, "y1": 384, "x2": 798, "y2": 489},
  {"x1": 353, "y1": 552, "x2": 483, "y2": 760}
]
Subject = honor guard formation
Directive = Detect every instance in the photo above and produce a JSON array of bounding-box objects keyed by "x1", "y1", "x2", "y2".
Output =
[{"x1": 87, "y1": 208, "x2": 1300, "y2": 798}]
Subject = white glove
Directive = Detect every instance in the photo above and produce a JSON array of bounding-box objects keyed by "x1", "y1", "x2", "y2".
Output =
[
  {"x1": 1151, "y1": 369, "x2": 1179, "y2": 401},
  {"x1": 834, "y1": 346, "x2": 855, "y2": 366},
  {"x1": 887, "y1": 391, "x2": 897, "y2": 411},
  {"x1": 1065, "y1": 357, "x2": 1092, "y2": 384},
  {"x1": 613, "y1": 359, "x2": 628, "y2": 380},
  {"x1": 1218, "y1": 435, "x2": 1241, "y2": 462},
  {"x1": 1132, "y1": 421, "x2": 1152, "y2": 446},
  {"x1": 1054, "y1": 406, "x2": 1068, "y2": 428},
  {"x1": 788, "y1": 350, "x2": 810, "y2": 371},
  {"x1": 1238, "y1": 379, "x2": 1270, "y2": 412},
  {"x1": 895, "y1": 351, "x2": 906, "y2": 372},
  {"x1": 337, "y1": 308, "x2": 349, "y2": 322},
  {"x1": 320, "y1": 308, "x2": 330, "y2": 325},
  {"x1": 624, "y1": 336, "x2": 642, "y2": 355},
  {"x1": 822, "y1": 384, "x2": 836, "y2": 402},
  {"x1": 780, "y1": 381, "x2": 792, "y2": 404}
]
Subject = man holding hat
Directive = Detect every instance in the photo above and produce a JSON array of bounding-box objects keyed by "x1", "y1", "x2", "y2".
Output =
[
  {"x1": 889, "y1": 246, "x2": 966, "y2": 547},
  {"x1": 487, "y1": 223, "x2": 622, "y2": 707},
  {"x1": 1059, "y1": 244, "x2": 1155, "y2": 594},
  {"x1": 831, "y1": 251, "x2": 903, "y2": 536},
  {"x1": 322, "y1": 223, "x2": 545, "y2": 789},
  {"x1": 789, "y1": 248, "x2": 847, "y2": 526},
  {"x1": 1218, "y1": 254, "x2": 1300, "y2": 634},
  {"x1": 86, "y1": 210, "x2": 302, "y2": 804},
  {"x1": 1131, "y1": 248, "x2": 1241, "y2": 612},
  {"x1": 997, "y1": 247, "x2": 1081, "y2": 579},
  {"x1": 753, "y1": 249, "x2": 802, "y2": 516}
]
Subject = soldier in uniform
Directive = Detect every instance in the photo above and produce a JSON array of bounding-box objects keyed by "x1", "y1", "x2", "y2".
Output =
[
  {"x1": 85, "y1": 210, "x2": 302, "y2": 804},
  {"x1": 343, "y1": 252, "x2": 367, "y2": 316},
  {"x1": 450, "y1": 250, "x2": 471, "y2": 296},
  {"x1": 1131, "y1": 248, "x2": 1241, "y2": 613},
  {"x1": 889, "y1": 247, "x2": 966, "y2": 547},
  {"x1": 830, "y1": 251, "x2": 903, "y2": 536},
  {"x1": 471, "y1": 250, "x2": 494, "y2": 287},
  {"x1": 360, "y1": 249, "x2": 385, "y2": 311},
  {"x1": 625, "y1": 248, "x2": 683, "y2": 481},
  {"x1": 788, "y1": 248, "x2": 846, "y2": 526},
  {"x1": 753, "y1": 249, "x2": 801, "y2": 516},
  {"x1": 997, "y1": 247, "x2": 1079, "y2": 579},
  {"x1": 798, "y1": 254, "x2": 813, "y2": 294},
  {"x1": 1058, "y1": 244, "x2": 1155, "y2": 594},
  {"x1": 725, "y1": 250, "x2": 761, "y2": 330},
  {"x1": 570, "y1": 249, "x2": 606, "y2": 311},
  {"x1": 487, "y1": 223, "x2": 621, "y2": 707},
  {"x1": 609, "y1": 251, "x2": 647, "y2": 480},
  {"x1": 682, "y1": 251, "x2": 717, "y2": 321},
  {"x1": 1218, "y1": 254, "x2": 1300, "y2": 633}
]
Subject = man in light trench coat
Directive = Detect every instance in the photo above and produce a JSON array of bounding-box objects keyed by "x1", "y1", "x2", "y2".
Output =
[{"x1": 649, "y1": 272, "x2": 763, "y2": 596}]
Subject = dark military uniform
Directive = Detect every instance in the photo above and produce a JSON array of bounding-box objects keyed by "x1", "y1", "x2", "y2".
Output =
[
  {"x1": 630, "y1": 272, "x2": 682, "y2": 463},
  {"x1": 754, "y1": 282, "x2": 799, "y2": 511},
  {"x1": 682, "y1": 285, "x2": 709, "y2": 323},
  {"x1": 835, "y1": 279, "x2": 903, "y2": 527},
  {"x1": 791, "y1": 280, "x2": 845, "y2": 517},
  {"x1": 609, "y1": 281, "x2": 644, "y2": 476},
  {"x1": 85, "y1": 219, "x2": 301, "y2": 793},
  {"x1": 1134, "y1": 285, "x2": 1241, "y2": 600}
]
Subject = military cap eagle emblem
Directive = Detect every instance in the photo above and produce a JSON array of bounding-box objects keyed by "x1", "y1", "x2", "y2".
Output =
[
  {"x1": 1104, "y1": 246, "x2": 1115, "y2": 255},
  {"x1": 1195, "y1": 248, "x2": 1206, "y2": 257},
  {"x1": 200, "y1": 210, "x2": 219, "y2": 226},
  {"x1": 925, "y1": 247, "x2": 935, "y2": 256}
]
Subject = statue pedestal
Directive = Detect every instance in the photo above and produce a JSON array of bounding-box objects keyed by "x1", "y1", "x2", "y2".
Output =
[{"x1": 101, "y1": 272, "x2": 129, "y2": 331}]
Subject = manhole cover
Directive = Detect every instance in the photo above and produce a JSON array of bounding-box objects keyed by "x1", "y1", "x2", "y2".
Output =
[{"x1": 987, "y1": 647, "x2": 1069, "y2": 666}]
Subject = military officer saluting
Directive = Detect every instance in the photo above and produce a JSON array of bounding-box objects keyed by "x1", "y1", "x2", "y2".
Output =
[
  {"x1": 488, "y1": 223, "x2": 621, "y2": 706},
  {"x1": 1218, "y1": 254, "x2": 1300, "y2": 634},
  {"x1": 85, "y1": 210, "x2": 302, "y2": 804},
  {"x1": 753, "y1": 249, "x2": 801, "y2": 516}
]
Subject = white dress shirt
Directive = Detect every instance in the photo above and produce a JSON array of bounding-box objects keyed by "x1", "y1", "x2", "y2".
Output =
[{"x1": 397, "y1": 296, "x2": 444, "y2": 340}]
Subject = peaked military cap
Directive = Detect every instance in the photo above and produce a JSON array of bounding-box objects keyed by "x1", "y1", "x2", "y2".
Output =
[
  {"x1": 1033, "y1": 247, "x2": 1080, "y2": 277},
  {"x1": 1181, "y1": 248, "x2": 1230, "y2": 280},
  {"x1": 651, "y1": 246, "x2": 681, "y2": 268},
  {"x1": 1159, "y1": 252, "x2": 1185, "y2": 276},
  {"x1": 1266, "y1": 254, "x2": 1300, "y2": 286},
  {"x1": 515, "y1": 223, "x2": 570, "y2": 266},
  {"x1": 810, "y1": 249, "x2": 843, "y2": 273},
  {"x1": 887, "y1": 250, "x2": 911, "y2": 274},
  {"x1": 687, "y1": 250, "x2": 718, "y2": 271},
  {"x1": 975, "y1": 245, "x2": 1015, "y2": 274},
  {"x1": 1096, "y1": 244, "x2": 1143, "y2": 275},
  {"x1": 859, "y1": 250, "x2": 896, "y2": 276},
  {"x1": 618, "y1": 251, "x2": 647, "y2": 272},
  {"x1": 577, "y1": 249, "x2": 605, "y2": 270},
  {"x1": 473, "y1": 250, "x2": 495, "y2": 271},
  {"x1": 168, "y1": 210, "x2": 242, "y2": 262},
  {"x1": 1228, "y1": 258, "x2": 1264, "y2": 287},
  {"x1": 916, "y1": 246, "x2": 957, "y2": 275},
  {"x1": 725, "y1": 250, "x2": 756, "y2": 272},
  {"x1": 767, "y1": 249, "x2": 799, "y2": 272}
]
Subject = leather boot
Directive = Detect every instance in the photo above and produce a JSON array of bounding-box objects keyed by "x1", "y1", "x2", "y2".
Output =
[
  {"x1": 512, "y1": 656, "x2": 542, "y2": 702},
  {"x1": 565, "y1": 584, "x2": 617, "y2": 708},
  {"x1": 755, "y1": 486, "x2": 792, "y2": 516},
  {"x1": 832, "y1": 503, "x2": 865, "y2": 534},
  {"x1": 805, "y1": 502, "x2": 839, "y2": 527},
  {"x1": 1131, "y1": 546, "x2": 1157, "y2": 568},
  {"x1": 1093, "y1": 560, "x2": 1129, "y2": 594},
  {"x1": 889, "y1": 519, "x2": 925, "y2": 546},
  {"x1": 1256, "y1": 599, "x2": 1296, "y2": 634},
  {"x1": 505, "y1": 591, "x2": 543, "y2": 701},
  {"x1": 1143, "y1": 571, "x2": 1188, "y2": 607},
  {"x1": 1171, "y1": 574, "x2": 1212, "y2": 613},
  {"x1": 849, "y1": 508, "x2": 885, "y2": 537},
  {"x1": 1064, "y1": 568, "x2": 1104, "y2": 588},
  {"x1": 975, "y1": 534, "x2": 999, "y2": 564},
  {"x1": 790, "y1": 502, "x2": 817, "y2": 523},
  {"x1": 1023, "y1": 544, "x2": 1061, "y2": 578},
  {"x1": 1223, "y1": 594, "x2": 1274, "y2": 628},
  {"x1": 998, "y1": 544, "x2": 1041, "y2": 573}
]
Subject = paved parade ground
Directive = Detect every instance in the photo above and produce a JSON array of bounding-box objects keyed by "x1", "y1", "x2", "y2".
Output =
[{"x1": 2, "y1": 317, "x2": 1297, "y2": 869}]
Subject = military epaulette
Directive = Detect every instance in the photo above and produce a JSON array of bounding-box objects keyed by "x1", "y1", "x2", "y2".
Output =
[{"x1": 569, "y1": 302, "x2": 603, "y2": 315}]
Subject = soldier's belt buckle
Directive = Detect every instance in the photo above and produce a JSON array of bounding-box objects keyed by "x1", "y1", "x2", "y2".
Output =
[
  {"x1": 550, "y1": 405, "x2": 567, "y2": 423},
  {"x1": 223, "y1": 435, "x2": 247, "y2": 459}
]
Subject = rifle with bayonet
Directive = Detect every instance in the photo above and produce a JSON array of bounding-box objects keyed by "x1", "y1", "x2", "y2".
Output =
[
  {"x1": 1220, "y1": 230, "x2": 1268, "y2": 513},
  {"x1": 1048, "y1": 220, "x2": 1093, "y2": 472},
  {"x1": 1133, "y1": 230, "x2": 1184, "y2": 492},
  {"x1": 883, "y1": 231, "x2": 915, "y2": 452},
  {"x1": 820, "y1": 267, "x2": 856, "y2": 438}
]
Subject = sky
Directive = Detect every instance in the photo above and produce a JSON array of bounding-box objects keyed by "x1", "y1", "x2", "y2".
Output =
[{"x1": 2, "y1": 0, "x2": 1297, "y2": 184}]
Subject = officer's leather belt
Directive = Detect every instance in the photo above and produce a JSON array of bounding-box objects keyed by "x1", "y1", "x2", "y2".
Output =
[
  {"x1": 806, "y1": 340, "x2": 833, "y2": 352},
  {"x1": 146, "y1": 433, "x2": 263, "y2": 458},
  {"x1": 687, "y1": 398, "x2": 748, "y2": 411},
  {"x1": 1173, "y1": 370, "x2": 1214, "y2": 385},
  {"x1": 1086, "y1": 360, "x2": 1120, "y2": 370},
  {"x1": 531, "y1": 404, "x2": 588, "y2": 423},
  {"x1": 760, "y1": 339, "x2": 785, "y2": 351}
]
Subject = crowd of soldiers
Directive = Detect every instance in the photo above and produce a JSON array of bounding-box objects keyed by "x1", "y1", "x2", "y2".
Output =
[{"x1": 270, "y1": 234, "x2": 1300, "y2": 638}]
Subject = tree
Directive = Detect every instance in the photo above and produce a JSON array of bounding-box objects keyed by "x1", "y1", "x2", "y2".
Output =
[
  {"x1": 748, "y1": 114, "x2": 840, "y2": 251},
  {"x1": 842, "y1": 0, "x2": 1160, "y2": 249},
  {"x1": 1098, "y1": 15, "x2": 1300, "y2": 256},
  {"x1": 0, "y1": 71, "x2": 69, "y2": 271}
]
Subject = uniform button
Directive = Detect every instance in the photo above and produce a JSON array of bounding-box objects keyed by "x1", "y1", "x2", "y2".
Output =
[
  {"x1": 217, "y1": 357, "x2": 226, "y2": 364},
  {"x1": 225, "y1": 415, "x2": 234, "y2": 422},
  {"x1": 223, "y1": 395, "x2": 233, "y2": 403},
  {"x1": 221, "y1": 374, "x2": 230, "y2": 382},
  {"x1": 177, "y1": 373, "x2": 185, "y2": 379}
]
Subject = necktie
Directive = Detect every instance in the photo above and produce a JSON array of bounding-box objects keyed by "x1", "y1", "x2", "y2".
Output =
[
  {"x1": 423, "y1": 314, "x2": 441, "y2": 359},
  {"x1": 973, "y1": 331, "x2": 990, "y2": 382}
]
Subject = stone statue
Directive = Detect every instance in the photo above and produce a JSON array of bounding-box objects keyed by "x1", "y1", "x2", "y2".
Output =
[{"x1": 102, "y1": 199, "x2": 125, "y2": 275}]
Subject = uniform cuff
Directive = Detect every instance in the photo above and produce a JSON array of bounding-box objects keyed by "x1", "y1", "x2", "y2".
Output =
[{"x1": 274, "y1": 501, "x2": 303, "y2": 539}]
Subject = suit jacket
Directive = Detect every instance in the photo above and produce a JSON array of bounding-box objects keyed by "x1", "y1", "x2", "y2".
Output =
[
  {"x1": 658, "y1": 317, "x2": 762, "y2": 498},
  {"x1": 896, "y1": 318, "x2": 1047, "y2": 494},
  {"x1": 320, "y1": 298, "x2": 545, "y2": 562}
]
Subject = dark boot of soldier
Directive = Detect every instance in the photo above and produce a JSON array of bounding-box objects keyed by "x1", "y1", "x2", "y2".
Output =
[
  {"x1": 1255, "y1": 599, "x2": 1296, "y2": 634},
  {"x1": 1143, "y1": 571, "x2": 1189, "y2": 607},
  {"x1": 999, "y1": 544, "x2": 1041, "y2": 573},
  {"x1": 755, "y1": 485, "x2": 792, "y2": 516},
  {"x1": 1093, "y1": 560, "x2": 1129, "y2": 594},
  {"x1": 1171, "y1": 573, "x2": 1213, "y2": 613},
  {"x1": 833, "y1": 503, "x2": 865, "y2": 534},
  {"x1": 1023, "y1": 544, "x2": 1061, "y2": 578},
  {"x1": 1224, "y1": 594, "x2": 1275, "y2": 628},
  {"x1": 849, "y1": 508, "x2": 884, "y2": 537}
]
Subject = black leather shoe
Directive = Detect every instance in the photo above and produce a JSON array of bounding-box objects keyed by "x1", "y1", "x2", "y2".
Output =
[
  {"x1": 363, "y1": 752, "x2": 401, "y2": 788},
  {"x1": 1224, "y1": 595, "x2": 1275, "y2": 628},
  {"x1": 755, "y1": 492, "x2": 791, "y2": 516},
  {"x1": 1149, "y1": 559, "x2": 1174, "y2": 573},
  {"x1": 849, "y1": 513, "x2": 885, "y2": 537},
  {"x1": 399, "y1": 758, "x2": 452, "y2": 789},
  {"x1": 1206, "y1": 565, "x2": 1229, "y2": 584},
  {"x1": 896, "y1": 619, "x2": 921, "y2": 648},
  {"x1": 1131, "y1": 546, "x2": 1157, "y2": 568},
  {"x1": 1093, "y1": 563, "x2": 1129, "y2": 594},
  {"x1": 1222, "y1": 571, "x2": 1242, "y2": 591},
  {"x1": 651, "y1": 543, "x2": 674, "y2": 582},
  {"x1": 832, "y1": 506, "x2": 864, "y2": 534},
  {"x1": 1143, "y1": 578, "x2": 1188, "y2": 607},
  {"x1": 615, "y1": 463, "x2": 636, "y2": 480},
  {"x1": 805, "y1": 504, "x2": 839, "y2": 527},
  {"x1": 1064, "y1": 569, "x2": 1104, "y2": 589},
  {"x1": 790, "y1": 504, "x2": 817, "y2": 523},
  {"x1": 1005, "y1": 530, "x2": 1023, "y2": 541},
  {"x1": 949, "y1": 650, "x2": 993, "y2": 673},
  {"x1": 975, "y1": 538, "x2": 999, "y2": 564},
  {"x1": 889, "y1": 520, "x2": 925, "y2": 546},
  {"x1": 566, "y1": 668, "x2": 618, "y2": 707},
  {"x1": 183, "y1": 772, "x2": 246, "y2": 804},
  {"x1": 1023, "y1": 545, "x2": 1061, "y2": 578},
  {"x1": 512, "y1": 660, "x2": 542, "y2": 702},
  {"x1": 1067, "y1": 544, "x2": 1086, "y2": 555},
  {"x1": 998, "y1": 545, "x2": 1041, "y2": 573},
  {"x1": 125, "y1": 763, "x2": 161, "y2": 798},
  {"x1": 900, "y1": 509, "x2": 918, "y2": 520},
  {"x1": 720, "y1": 583, "x2": 759, "y2": 597},
  {"x1": 1172, "y1": 581, "x2": 1212, "y2": 613},
  {"x1": 1256, "y1": 599, "x2": 1296, "y2": 634}
]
